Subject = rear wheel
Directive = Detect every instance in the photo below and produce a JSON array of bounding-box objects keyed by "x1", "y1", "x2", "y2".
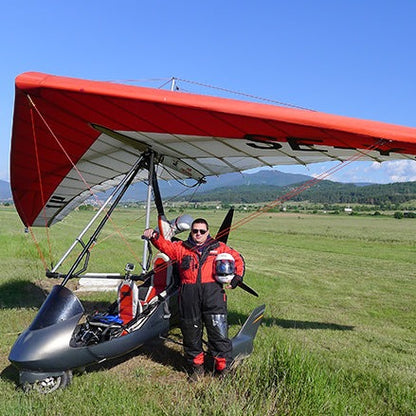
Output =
[{"x1": 22, "y1": 370, "x2": 72, "y2": 394}]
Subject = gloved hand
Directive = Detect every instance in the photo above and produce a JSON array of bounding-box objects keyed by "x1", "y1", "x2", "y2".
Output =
[
  {"x1": 230, "y1": 274, "x2": 243, "y2": 289},
  {"x1": 142, "y1": 229, "x2": 158, "y2": 240}
]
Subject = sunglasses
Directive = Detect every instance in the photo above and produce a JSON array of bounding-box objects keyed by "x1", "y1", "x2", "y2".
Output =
[{"x1": 192, "y1": 228, "x2": 207, "y2": 235}]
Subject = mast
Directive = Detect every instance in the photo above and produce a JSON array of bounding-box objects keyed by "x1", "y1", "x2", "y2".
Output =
[{"x1": 141, "y1": 151, "x2": 155, "y2": 272}]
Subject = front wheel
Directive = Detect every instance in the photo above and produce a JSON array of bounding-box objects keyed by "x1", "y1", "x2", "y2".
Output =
[{"x1": 22, "y1": 370, "x2": 72, "y2": 394}]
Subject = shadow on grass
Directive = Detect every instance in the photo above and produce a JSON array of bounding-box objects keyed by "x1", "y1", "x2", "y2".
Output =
[
  {"x1": 228, "y1": 310, "x2": 354, "y2": 331},
  {"x1": 0, "y1": 279, "x2": 115, "y2": 313},
  {"x1": 1, "y1": 292, "x2": 352, "y2": 390},
  {"x1": 1, "y1": 337, "x2": 187, "y2": 389},
  {"x1": 0, "y1": 280, "x2": 46, "y2": 309},
  {"x1": 0, "y1": 365, "x2": 19, "y2": 385},
  {"x1": 269, "y1": 318, "x2": 354, "y2": 331},
  {"x1": 89, "y1": 338, "x2": 187, "y2": 375},
  {"x1": 99, "y1": 311, "x2": 355, "y2": 379}
]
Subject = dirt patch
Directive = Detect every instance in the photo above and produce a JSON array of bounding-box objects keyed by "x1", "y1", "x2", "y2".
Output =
[
  {"x1": 35, "y1": 278, "x2": 79, "y2": 294},
  {"x1": 87, "y1": 336, "x2": 188, "y2": 385}
]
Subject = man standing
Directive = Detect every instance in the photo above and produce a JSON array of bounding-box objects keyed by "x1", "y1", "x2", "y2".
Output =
[{"x1": 143, "y1": 218, "x2": 244, "y2": 380}]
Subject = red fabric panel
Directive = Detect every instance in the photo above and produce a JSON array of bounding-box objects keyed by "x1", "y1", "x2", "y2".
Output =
[
  {"x1": 10, "y1": 72, "x2": 416, "y2": 226},
  {"x1": 144, "y1": 257, "x2": 169, "y2": 303},
  {"x1": 118, "y1": 282, "x2": 136, "y2": 324}
]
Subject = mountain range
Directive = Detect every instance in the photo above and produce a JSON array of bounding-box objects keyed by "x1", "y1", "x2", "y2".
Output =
[
  {"x1": 0, "y1": 170, "x2": 313, "y2": 202},
  {"x1": 0, "y1": 180, "x2": 12, "y2": 200},
  {"x1": 2, "y1": 171, "x2": 415, "y2": 206},
  {"x1": 121, "y1": 169, "x2": 313, "y2": 201}
]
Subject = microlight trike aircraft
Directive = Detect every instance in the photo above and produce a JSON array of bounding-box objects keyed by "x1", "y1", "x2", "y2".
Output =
[{"x1": 7, "y1": 72, "x2": 416, "y2": 393}]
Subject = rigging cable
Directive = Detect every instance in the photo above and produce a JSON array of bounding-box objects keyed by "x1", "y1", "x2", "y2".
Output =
[
  {"x1": 26, "y1": 94, "x2": 142, "y2": 267},
  {"x1": 215, "y1": 138, "x2": 387, "y2": 241},
  {"x1": 28, "y1": 101, "x2": 53, "y2": 269},
  {"x1": 173, "y1": 77, "x2": 316, "y2": 111},
  {"x1": 23, "y1": 82, "x2": 390, "y2": 276},
  {"x1": 98, "y1": 167, "x2": 204, "y2": 245},
  {"x1": 136, "y1": 138, "x2": 389, "y2": 280}
]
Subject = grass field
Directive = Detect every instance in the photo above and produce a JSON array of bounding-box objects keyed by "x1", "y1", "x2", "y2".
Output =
[{"x1": 0, "y1": 206, "x2": 415, "y2": 415}]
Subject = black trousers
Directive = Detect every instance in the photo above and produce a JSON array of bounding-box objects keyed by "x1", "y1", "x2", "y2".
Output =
[{"x1": 179, "y1": 282, "x2": 232, "y2": 370}]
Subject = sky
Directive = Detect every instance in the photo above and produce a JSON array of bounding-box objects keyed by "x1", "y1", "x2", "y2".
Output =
[{"x1": 1, "y1": 1, "x2": 416, "y2": 184}]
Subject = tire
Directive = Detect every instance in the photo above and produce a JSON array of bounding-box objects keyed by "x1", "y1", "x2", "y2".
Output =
[{"x1": 22, "y1": 370, "x2": 72, "y2": 394}]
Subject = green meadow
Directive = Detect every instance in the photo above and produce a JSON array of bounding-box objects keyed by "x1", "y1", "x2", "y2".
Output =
[{"x1": 0, "y1": 206, "x2": 414, "y2": 415}]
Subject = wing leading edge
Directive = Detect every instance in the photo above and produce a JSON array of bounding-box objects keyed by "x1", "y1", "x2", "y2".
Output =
[{"x1": 10, "y1": 72, "x2": 416, "y2": 227}]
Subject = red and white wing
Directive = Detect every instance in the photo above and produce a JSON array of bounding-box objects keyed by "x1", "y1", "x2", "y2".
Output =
[{"x1": 10, "y1": 72, "x2": 416, "y2": 227}]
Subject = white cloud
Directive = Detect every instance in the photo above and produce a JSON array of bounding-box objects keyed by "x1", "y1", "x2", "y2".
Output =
[
  {"x1": 329, "y1": 162, "x2": 378, "y2": 183},
  {"x1": 261, "y1": 159, "x2": 416, "y2": 184},
  {"x1": 336, "y1": 160, "x2": 416, "y2": 184},
  {"x1": 369, "y1": 162, "x2": 383, "y2": 171},
  {"x1": 382, "y1": 160, "x2": 416, "y2": 183}
]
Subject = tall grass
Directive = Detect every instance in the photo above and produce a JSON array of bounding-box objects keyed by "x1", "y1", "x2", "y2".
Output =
[{"x1": 0, "y1": 206, "x2": 415, "y2": 415}]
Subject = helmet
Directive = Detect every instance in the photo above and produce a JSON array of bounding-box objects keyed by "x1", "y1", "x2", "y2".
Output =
[
  {"x1": 156, "y1": 214, "x2": 194, "y2": 241},
  {"x1": 215, "y1": 253, "x2": 235, "y2": 284},
  {"x1": 172, "y1": 214, "x2": 194, "y2": 233}
]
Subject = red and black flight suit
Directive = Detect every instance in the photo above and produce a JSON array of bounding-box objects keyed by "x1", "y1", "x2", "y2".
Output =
[{"x1": 150, "y1": 232, "x2": 245, "y2": 372}]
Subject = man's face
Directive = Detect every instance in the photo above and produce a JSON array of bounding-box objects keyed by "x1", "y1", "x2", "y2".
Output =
[{"x1": 191, "y1": 222, "x2": 209, "y2": 245}]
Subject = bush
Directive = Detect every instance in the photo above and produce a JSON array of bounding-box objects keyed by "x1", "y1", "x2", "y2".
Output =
[{"x1": 79, "y1": 204, "x2": 94, "y2": 211}]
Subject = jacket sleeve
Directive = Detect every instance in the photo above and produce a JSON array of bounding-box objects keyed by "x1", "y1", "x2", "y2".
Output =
[
  {"x1": 232, "y1": 249, "x2": 245, "y2": 278},
  {"x1": 150, "y1": 231, "x2": 182, "y2": 262}
]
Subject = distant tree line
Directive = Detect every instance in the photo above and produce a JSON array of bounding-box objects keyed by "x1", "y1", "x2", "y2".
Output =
[{"x1": 174, "y1": 180, "x2": 416, "y2": 207}]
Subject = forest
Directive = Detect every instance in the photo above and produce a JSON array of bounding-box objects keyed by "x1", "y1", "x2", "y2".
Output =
[{"x1": 177, "y1": 180, "x2": 416, "y2": 208}]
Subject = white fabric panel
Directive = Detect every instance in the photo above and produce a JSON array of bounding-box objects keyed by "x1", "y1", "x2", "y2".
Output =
[{"x1": 32, "y1": 129, "x2": 413, "y2": 226}]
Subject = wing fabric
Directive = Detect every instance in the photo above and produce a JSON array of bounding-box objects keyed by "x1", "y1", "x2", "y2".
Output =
[{"x1": 10, "y1": 72, "x2": 416, "y2": 227}]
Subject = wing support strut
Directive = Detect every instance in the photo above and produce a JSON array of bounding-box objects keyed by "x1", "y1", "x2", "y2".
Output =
[
  {"x1": 142, "y1": 151, "x2": 155, "y2": 273},
  {"x1": 50, "y1": 155, "x2": 147, "y2": 286},
  {"x1": 141, "y1": 150, "x2": 169, "y2": 272}
]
